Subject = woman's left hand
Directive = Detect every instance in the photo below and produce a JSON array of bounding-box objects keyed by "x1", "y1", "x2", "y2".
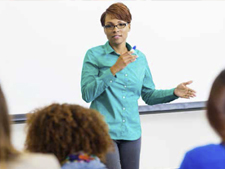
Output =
[{"x1": 174, "y1": 81, "x2": 196, "y2": 99}]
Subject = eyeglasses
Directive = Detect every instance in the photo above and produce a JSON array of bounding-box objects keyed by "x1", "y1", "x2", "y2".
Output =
[{"x1": 103, "y1": 23, "x2": 129, "y2": 30}]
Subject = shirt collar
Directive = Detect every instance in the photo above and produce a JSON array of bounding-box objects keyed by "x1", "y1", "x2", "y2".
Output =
[{"x1": 104, "y1": 41, "x2": 133, "y2": 55}]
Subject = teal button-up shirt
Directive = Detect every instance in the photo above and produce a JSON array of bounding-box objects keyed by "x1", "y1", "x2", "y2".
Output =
[{"x1": 81, "y1": 41, "x2": 178, "y2": 140}]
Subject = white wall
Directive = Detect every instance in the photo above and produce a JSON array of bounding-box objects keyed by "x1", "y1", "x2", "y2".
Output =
[
  {"x1": 1, "y1": 1, "x2": 225, "y2": 114},
  {"x1": 140, "y1": 110, "x2": 219, "y2": 169},
  {"x1": 12, "y1": 110, "x2": 220, "y2": 169},
  {"x1": 1, "y1": 1, "x2": 222, "y2": 168}
]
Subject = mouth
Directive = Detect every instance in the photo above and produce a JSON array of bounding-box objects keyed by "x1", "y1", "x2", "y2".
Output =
[{"x1": 112, "y1": 35, "x2": 121, "y2": 39}]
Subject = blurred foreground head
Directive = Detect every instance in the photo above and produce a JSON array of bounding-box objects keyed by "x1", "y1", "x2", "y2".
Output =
[
  {"x1": 25, "y1": 103, "x2": 112, "y2": 163},
  {"x1": 207, "y1": 69, "x2": 225, "y2": 142},
  {"x1": 0, "y1": 84, "x2": 19, "y2": 164}
]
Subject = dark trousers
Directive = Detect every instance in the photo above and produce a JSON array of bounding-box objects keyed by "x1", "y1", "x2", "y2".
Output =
[{"x1": 105, "y1": 137, "x2": 141, "y2": 169}]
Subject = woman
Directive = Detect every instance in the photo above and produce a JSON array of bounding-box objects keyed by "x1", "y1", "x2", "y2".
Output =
[
  {"x1": 25, "y1": 103, "x2": 112, "y2": 169},
  {"x1": 0, "y1": 84, "x2": 60, "y2": 169},
  {"x1": 81, "y1": 3, "x2": 196, "y2": 169},
  {"x1": 180, "y1": 69, "x2": 225, "y2": 169}
]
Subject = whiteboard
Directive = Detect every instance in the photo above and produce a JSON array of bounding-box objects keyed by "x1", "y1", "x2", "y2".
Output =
[{"x1": 0, "y1": 1, "x2": 225, "y2": 114}]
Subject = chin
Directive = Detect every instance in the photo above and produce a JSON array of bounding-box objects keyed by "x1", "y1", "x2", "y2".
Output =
[{"x1": 111, "y1": 40, "x2": 125, "y2": 46}]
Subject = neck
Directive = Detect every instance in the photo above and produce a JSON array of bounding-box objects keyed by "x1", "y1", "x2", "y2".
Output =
[{"x1": 110, "y1": 42, "x2": 127, "y2": 55}]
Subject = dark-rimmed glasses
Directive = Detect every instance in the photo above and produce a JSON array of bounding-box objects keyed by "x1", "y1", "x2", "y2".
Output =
[{"x1": 103, "y1": 23, "x2": 129, "y2": 30}]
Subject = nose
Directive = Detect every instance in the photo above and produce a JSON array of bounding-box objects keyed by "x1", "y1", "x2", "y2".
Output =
[{"x1": 113, "y1": 26, "x2": 119, "y2": 32}]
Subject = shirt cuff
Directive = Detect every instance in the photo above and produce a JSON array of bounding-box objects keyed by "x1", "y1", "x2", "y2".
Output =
[
  {"x1": 172, "y1": 88, "x2": 179, "y2": 99},
  {"x1": 100, "y1": 69, "x2": 117, "y2": 87}
]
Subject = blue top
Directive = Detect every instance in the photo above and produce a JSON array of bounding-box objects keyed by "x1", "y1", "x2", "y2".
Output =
[
  {"x1": 180, "y1": 144, "x2": 225, "y2": 169},
  {"x1": 81, "y1": 41, "x2": 178, "y2": 140},
  {"x1": 62, "y1": 157, "x2": 106, "y2": 169}
]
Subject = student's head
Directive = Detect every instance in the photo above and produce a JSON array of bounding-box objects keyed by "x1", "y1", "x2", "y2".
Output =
[
  {"x1": 101, "y1": 3, "x2": 132, "y2": 47},
  {"x1": 25, "y1": 103, "x2": 112, "y2": 163},
  {"x1": 0, "y1": 85, "x2": 19, "y2": 162},
  {"x1": 207, "y1": 69, "x2": 225, "y2": 141}
]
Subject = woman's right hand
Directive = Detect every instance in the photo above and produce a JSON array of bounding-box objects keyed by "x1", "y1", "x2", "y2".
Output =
[{"x1": 110, "y1": 51, "x2": 138, "y2": 76}]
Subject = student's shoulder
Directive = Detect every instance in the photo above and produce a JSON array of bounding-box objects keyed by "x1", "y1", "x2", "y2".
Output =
[
  {"x1": 20, "y1": 153, "x2": 61, "y2": 169},
  {"x1": 189, "y1": 144, "x2": 222, "y2": 153},
  {"x1": 62, "y1": 158, "x2": 106, "y2": 169},
  {"x1": 185, "y1": 144, "x2": 223, "y2": 159}
]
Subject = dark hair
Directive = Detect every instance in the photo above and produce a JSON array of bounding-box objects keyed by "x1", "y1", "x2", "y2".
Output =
[
  {"x1": 207, "y1": 69, "x2": 225, "y2": 141},
  {"x1": 0, "y1": 85, "x2": 19, "y2": 165},
  {"x1": 25, "y1": 103, "x2": 113, "y2": 163},
  {"x1": 100, "y1": 3, "x2": 132, "y2": 26}
]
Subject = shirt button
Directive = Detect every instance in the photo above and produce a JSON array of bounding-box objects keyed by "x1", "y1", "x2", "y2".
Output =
[
  {"x1": 125, "y1": 74, "x2": 128, "y2": 76},
  {"x1": 124, "y1": 85, "x2": 126, "y2": 88},
  {"x1": 123, "y1": 107, "x2": 125, "y2": 110},
  {"x1": 123, "y1": 120, "x2": 125, "y2": 123},
  {"x1": 110, "y1": 80, "x2": 112, "y2": 83},
  {"x1": 123, "y1": 96, "x2": 125, "y2": 99}
]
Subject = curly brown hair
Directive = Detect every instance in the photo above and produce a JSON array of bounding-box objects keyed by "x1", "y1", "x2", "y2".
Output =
[{"x1": 25, "y1": 103, "x2": 113, "y2": 163}]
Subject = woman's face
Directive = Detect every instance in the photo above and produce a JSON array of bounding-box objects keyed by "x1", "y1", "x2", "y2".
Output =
[{"x1": 104, "y1": 14, "x2": 130, "y2": 47}]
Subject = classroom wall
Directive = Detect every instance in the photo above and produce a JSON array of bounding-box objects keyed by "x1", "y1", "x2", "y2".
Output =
[
  {"x1": 1, "y1": 1, "x2": 225, "y2": 115},
  {"x1": 12, "y1": 110, "x2": 219, "y2": 169},
  {"x1": 0, "y1": 1, "x2": 222, "y2": 169}
]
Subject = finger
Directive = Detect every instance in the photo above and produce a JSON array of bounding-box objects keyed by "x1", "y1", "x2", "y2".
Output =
[
  {"x1": 183, "y1": 95, "x2": 190, "y2": 99},
  {"x1": 122, "y1": 53, "x2": 137, "y2": 60},
  {"x1": 124, "y1": 56, "x2": 136, "y2": 63},
  {"x1": 121, "y1": 54, "x2": 137, "y2": 64},
  {"x1": 126, "y1": 55, "x2": 137, "y2": 62},
  {"x1": 129, "y1": 54, "x2": 138, "y2": 59},
  {"x1": 120, "y1": 56, "x2": 131, "y2": 65},
  {"x1": 128, "y1": 50, "x2": 136, "y2": 55},
  {"x1": 132, "y1": 55, "x2": 137, "y2": 60},
  {"x1": 187, "y1": 88, "x2": 196, "y2": 93},
  {"x1": 187, "y1": 91, "x2": 196, "y2": 98},
  {"x1": 186, "y1": 92, "x2": 196, "y2": 98},
  {"x1": 127, "y1": 51, "x2": 133, "y2": 55},
  {"x1": 127, "y1": 51, "x2": 137, "y2": 57},
  {"x1": 183, "y1": 80, "x2": 193, "y2": 85},
  {"x1": 130, "y1": 58, "x2": 136, "y2": 63},
  {"x1": 183, "y1": 92, "x2": 195, "y2": 98},
  {"x1": 190, "y1": 93, "x2": 196, "y2": 97}
]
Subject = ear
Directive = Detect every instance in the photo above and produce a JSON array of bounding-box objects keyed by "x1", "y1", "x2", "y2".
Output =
[
  {"x1": 104, "y1": 27, "x2": 107, "y2": 35},
  {"x1": 128, "y1": 23, "x2": 131, "y2": 32}
]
